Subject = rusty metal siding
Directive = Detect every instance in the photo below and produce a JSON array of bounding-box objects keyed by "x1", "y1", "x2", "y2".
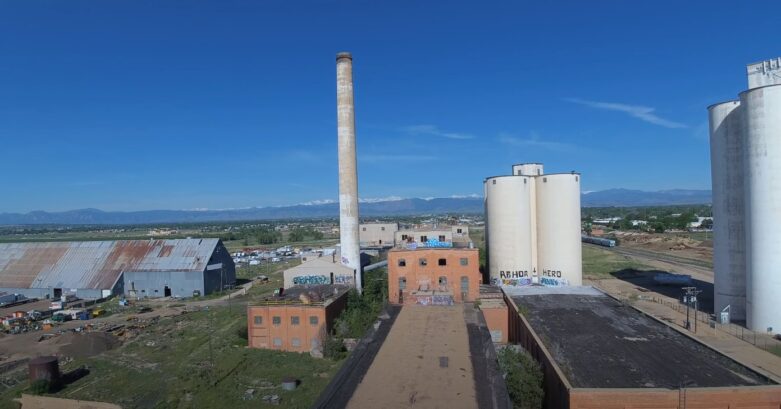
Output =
[{"x1": 0, "y1": 238, "x2": 223, "y2": 292}]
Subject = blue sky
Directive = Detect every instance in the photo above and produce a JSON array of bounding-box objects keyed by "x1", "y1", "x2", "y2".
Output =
[{"x1": 1, "y1": 0, "x2": 778, "y2": 212}]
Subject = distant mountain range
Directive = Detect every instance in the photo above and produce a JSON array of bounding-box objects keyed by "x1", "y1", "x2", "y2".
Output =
[
  {"x1": 0, "y1": 189, "x2": 711, "y2": 225},
  {"x1": 581, "y1": 189, "x2": 712, "y2": 207}
]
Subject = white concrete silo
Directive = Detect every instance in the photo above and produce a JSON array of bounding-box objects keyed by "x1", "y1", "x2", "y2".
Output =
[
  {"x1": 512, "y1": 163, "x2": 544, "y2": 268},
  {"x1": 708, "y1": 100, "x2": 746, "y2": 320},
  {"x1": 484, "y1": 176, "x2": 534, "y2": 286},
  {"x1": 535, "y1": 173, "x2": 582, "y2": 286},
  {"x1": 741, "y1": 84, "x2": 781, "y2": 331}
]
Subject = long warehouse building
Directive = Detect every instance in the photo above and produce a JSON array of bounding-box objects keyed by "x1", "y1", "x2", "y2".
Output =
[{"x1": 0, "y1": 238, "x2": 235, "y2": 300}]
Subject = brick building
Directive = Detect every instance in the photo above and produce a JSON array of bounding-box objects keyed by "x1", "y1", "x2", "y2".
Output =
[
  {"x1": 247, "y1": 285, "x2": 348, "y2": 356},
  {"x1": 388, "y1": 248, "x2": 481, "y2": 305},
  {"x1": 503, "y1": 286, "x2": 781, "y2": 408}
]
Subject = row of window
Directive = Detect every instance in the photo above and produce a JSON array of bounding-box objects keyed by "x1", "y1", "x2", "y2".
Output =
[
  {"x1": 398, "y1": 257, "x2": 469, "y2": 267},
  {"x1": 269, "y1": 337, "x2": 320, "y2": 348},
  {"x1": 400, "y1": 234, "x2": 447, "y2": 242},
  {"x1": 253, "y1": 315, "x2": 319, "y2": 326}
]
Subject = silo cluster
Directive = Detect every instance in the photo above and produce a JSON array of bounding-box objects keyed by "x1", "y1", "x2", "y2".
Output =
[
  {"x1": 484, "y1": 164, "x2": 582, "y2": 288},
  {"x1": 708, "y1": 57, "x2": 781, "y2": 331}
]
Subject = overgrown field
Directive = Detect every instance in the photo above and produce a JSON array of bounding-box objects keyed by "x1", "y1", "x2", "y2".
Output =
[
  {"x1": 1, "y1": 304, "x2": 342, "y2": 408},
  {"x1": 581, "y1": 244, "x2": 652, "y2": 279}
]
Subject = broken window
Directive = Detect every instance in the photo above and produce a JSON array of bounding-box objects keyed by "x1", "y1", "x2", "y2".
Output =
[
  {"x1": 419, "y1": 258, "x2": 427, "y2": 266},
  {"x1": 438, "y1": 258, "x2": 447, "y2": 266},
  {"x1": 398, "y1": 259, "x2": 406, "y2": 267},
  {"x1": 461, "y1": 276, "x2": 469, "y2": 292},
  {"x1": 439, "y1": 276, "x2": 448, "y2": 286}
]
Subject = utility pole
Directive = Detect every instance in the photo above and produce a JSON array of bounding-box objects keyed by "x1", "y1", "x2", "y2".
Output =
[{"x1": 682, "y1": 287, "x2": 702, "y2": 332}]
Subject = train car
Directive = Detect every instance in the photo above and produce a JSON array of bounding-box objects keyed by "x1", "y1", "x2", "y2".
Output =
[{"x1": 581, "y1": 235, "x2": 616, "y2": 247}]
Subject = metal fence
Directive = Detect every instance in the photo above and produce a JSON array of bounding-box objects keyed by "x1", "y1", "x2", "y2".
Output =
[{"x1": 640, "y1": 295, "x2": 781, "y2": 352}]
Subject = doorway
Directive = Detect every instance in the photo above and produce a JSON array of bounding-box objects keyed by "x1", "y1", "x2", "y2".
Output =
[{"x1": 164, "y1": 286, "x2": 171, "y2": 297}]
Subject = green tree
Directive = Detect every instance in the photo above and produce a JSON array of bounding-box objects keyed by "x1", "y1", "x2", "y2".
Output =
[{"x1": 497, "y1": 347, "x2": 544, "y2": 409}]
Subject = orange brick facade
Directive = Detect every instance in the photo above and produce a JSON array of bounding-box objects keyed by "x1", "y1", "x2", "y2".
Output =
[
  {"x1": 480, "y1": 302, "x2": 509, "y2": 344},
  {"x1": 247, "y1": 292, "x2": 347, "y2": 354},
  {"x1": 388, "y1": 248, "x2": 481, "y2": 305}
]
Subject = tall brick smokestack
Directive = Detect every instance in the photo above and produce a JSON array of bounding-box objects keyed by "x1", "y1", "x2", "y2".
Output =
[{"x1": 336, "y1": 52, "x2": 362, "y2": 293}]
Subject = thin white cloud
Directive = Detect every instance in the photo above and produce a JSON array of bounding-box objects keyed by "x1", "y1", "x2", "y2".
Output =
[
  {"x1": 402, "y1": 124, "x2": 474, "y2": 140},
  {"x1": 498, "y1": 132, "x2": 576, "y2": 152},
  {"x1": 564, "y1": 98, "x2": 688, "y2": 129},
  {"x1": 297, "y1": 199, "x2": 336, "y2": 206},
  {"x1": 359, "y1": 196, "x2": 404, "y2": 203},
  {"x1": 361, "y1": 154, "x2": 437, "y2": 162}
]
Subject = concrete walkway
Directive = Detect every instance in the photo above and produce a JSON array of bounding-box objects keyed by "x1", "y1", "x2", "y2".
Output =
[{"x1": 347, "y1": 305, "x2": 478, "y2": 409}]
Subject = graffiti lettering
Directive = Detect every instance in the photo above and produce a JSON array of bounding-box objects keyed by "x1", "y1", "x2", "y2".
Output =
[
  {"x1": 540, "y1": 277, "x2": 570, "y2": 287},
  {"x1": 415, "y1": 295, "x2": 454, "y2": 306},
  {"x1": 500, "y1": 270, "x2": 529, "y2": 279},
  {"x1": 542, "y1": 270, "x2": 562, "y2": 278},
  {"x1": 420, "y1": 239, "x2": 452, "y2": 248},
  {"x1": 333, "y1": 275, "x2": 353, "y2": 284},
  {"x1": 492, "y1": 277, "x2": 533, "y2": 287},
  {"x1": 293, "y1": 275, "x2": 329, "y2": 285}
]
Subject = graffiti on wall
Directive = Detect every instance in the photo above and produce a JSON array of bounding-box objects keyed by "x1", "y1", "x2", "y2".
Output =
[
  {"x1": 492, "y1": 268, "x2": 571, "y2": 287},
  {"x1": 293, "y1": 275, "x2": 329, "y2": 285},
  {"x1": 420, "y1": 239, "x2": 452, "y2": 248},
  {"x1": 415, "y1": 294, "x2": 454, "y2": 306},
  {"x1": 494, "y1": 270, "x2": 533, "y2": 287},
  {"x1": 539, "y1": 269, "x2": 569, "y2": 287},
  {"x1": 333, "y1": 275, "x2": 353, "y2": 285}
]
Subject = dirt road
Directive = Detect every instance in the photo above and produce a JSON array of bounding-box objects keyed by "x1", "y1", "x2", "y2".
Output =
[{"x1": 347, "y1": 305, "x2": 477, "y2": 409}]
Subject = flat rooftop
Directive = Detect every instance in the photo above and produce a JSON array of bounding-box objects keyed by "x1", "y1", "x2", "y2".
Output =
[
  {"x1": 510, "y1": 290, "x2": 774, "y2": 389},
  {"x1": 251, "y1": 284, "x2": 350, "y2": 306}
]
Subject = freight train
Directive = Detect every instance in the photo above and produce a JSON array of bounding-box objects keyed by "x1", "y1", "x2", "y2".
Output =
[{"x1": 581, "y1": 235, "x2": 616, "y2": 247}]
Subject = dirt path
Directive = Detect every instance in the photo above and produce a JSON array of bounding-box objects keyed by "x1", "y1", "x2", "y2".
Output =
[{"x1": 346, "y1": 305, "x2": 477, "y2": 409}]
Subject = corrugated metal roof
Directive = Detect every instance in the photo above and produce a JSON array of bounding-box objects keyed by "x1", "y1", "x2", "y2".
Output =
[{"x1": 0, "y1": 238, "x2": 221, "y2": 290}]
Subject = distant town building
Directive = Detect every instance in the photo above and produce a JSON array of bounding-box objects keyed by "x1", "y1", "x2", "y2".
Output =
[
  {"x1": 247, "y1": 285, "x2": 349, "y2": 356},
  {"x1": 395, "y1": 225, "x2": 471, "y2": 249},
  {"x1": 0, "y1": 238, "x2": 235, "y2": 300},
  {"x1": 387, "y1": 247, "x2": 481, "y2": 305},
  {"x1": 359, "y1": 223, "x2": 398, "y2": 248},
  {"x1": 688, "y1": 216, "x2": 713, "y2": 229}
]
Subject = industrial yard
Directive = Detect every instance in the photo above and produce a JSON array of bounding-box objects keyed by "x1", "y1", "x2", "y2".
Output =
[
  {"x1": 4, "y1": 2, "x2": 781, "y2": 406},
  {"x1": 0, "y1": 254, "x2": 344, "y2": 408}
]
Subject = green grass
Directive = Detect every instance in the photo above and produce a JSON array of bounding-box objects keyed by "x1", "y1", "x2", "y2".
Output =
[
  {"x1": 582, "y1": 244, "x2": 653, "y2": 279},
  {"x1": 0, "y1": 305, "x2": 342, "y2": 409},
  {"x1": 768, "y1": 345, "x2": 781, "y2": 359}
]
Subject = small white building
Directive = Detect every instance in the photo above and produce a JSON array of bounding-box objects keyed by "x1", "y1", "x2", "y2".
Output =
[
  {"x1": 359, "y1": 223, "x2": 398, "y2": 248},
  {"x1": 283, "y1": 257, "x2": 355, "y2": 288}
]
